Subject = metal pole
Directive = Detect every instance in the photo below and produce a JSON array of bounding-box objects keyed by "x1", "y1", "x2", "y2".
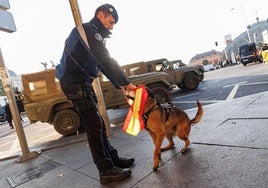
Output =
[
  {"x1": 69, "y1": 0, "x2": 82, "y2": 26},
  {"x1": 0, "y1": 48, "x2": 38, "y2": 162},
  {"x1": 231, "y1": 4, "x2": 251, "y2": 43},
  {"x1": 240, "y1": 5, "x2": 251, "y2": 43},
  {"x1": 68, "y1": 0, "x2": 112, "y2": 137}
]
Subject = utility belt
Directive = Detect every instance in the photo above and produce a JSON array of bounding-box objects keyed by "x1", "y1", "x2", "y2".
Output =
[{"x1": 66, "y1": 82, "x2": 97, "y2": 103}]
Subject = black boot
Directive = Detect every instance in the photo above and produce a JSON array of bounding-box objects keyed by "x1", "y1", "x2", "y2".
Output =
[
  {"x1": 99, "y1": 167, "x2": 131, "y2": 184},
  {"x1": 9, "y1": 122, "x2": 14, "y2": 129},
  {"x1": 114, "y1": 158, "x2": 135, "y2": 168}
]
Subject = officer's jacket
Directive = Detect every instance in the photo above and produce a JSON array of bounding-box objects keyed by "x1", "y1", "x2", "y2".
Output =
[{"x1": 59, "y1": 17, "x2": 129, "y2": 89}]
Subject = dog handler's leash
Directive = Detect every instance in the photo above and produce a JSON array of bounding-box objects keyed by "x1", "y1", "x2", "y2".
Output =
[
  {"x1": 64, "y1": 25, "x2": 95, "y2": 80},
  {"x1": 125, "y1": 94, "x2": 135, "y2": 101}
]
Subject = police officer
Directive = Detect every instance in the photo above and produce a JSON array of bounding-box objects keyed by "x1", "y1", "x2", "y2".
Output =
[{"x1": 57, "y1": 4, "x2": 136, "y2": 184}]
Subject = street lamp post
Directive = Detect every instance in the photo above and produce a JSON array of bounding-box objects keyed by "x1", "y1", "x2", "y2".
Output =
[{"x1": 231, "y1": 4, "x2": 252, "y2": 43}]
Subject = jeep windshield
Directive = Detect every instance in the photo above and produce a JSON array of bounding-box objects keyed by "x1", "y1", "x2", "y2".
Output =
[
  {"x1": 154, "y1": 60, "x2": 169, "y2": 71},
  {"x1": 167, "y1": 60, "x2": 187, "y2": 69}
]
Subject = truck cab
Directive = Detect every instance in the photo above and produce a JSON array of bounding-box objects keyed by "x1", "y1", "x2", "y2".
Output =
[{"x1": 238, "y1": 42, "x2": 263, "y2": 66}]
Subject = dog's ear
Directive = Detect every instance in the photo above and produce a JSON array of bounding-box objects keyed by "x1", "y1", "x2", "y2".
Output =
[{"x1": 146, "y1": 87, "x2": 155, "y2": 98}]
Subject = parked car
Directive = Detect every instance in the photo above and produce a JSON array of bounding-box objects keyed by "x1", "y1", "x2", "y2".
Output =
[
  {"x1": 203, "y1": 64, "x2": 215, "y2": 72},
  {"x1": 203, "y1": 63, "x2": 221, "y2": 72},
  {"x1": 0, "y1": 96, "x2": 7, "y2": 122}
]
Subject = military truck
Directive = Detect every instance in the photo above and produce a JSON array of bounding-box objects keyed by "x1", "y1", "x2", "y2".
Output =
[
  {"x1": 21, "y1": 68, "x2": 172, "y2": 136},
  {"x1": 121, "y1": 58, "x2": 204, "y2": 90}
]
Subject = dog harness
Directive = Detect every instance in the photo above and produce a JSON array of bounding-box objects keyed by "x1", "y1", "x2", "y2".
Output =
[
  {"x1": 142, "y1": 102, "x2": 174, "y2": 127},
  {"x1": 125, "y1": 90, "x2": 173, "y2": 127}
]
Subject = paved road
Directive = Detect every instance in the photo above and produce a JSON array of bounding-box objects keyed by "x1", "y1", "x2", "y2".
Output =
[
  {"x1": 1, "y1": 62, "x2": 268, "y2": 160},
  {"x1": 172, "y1": 62, "x2": 268, "y2": 109}
]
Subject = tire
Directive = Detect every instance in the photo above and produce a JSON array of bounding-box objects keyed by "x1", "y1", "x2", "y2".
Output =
[
  {"x1": 150, "y1": 86, "x2": 171, "y2": 103},
  {"x1": 182, "y1": 74, "x2": 199, "y2": 90},
  {"x1": 198, "y1": 73, "x2": 204, "y2": 82},
  {"x1": 258, "y1": 56, "x2": 263, "y2": 63},
  {"x1": 53, "y1": 109, "x2": 80, "y2": 136}
]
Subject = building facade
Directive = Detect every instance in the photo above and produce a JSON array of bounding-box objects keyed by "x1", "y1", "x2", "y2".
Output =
[
  {"x1": 189, "y1": 50, "x2": 223, "y2": 66},
  {"x1": 189, "y1": 19, "x2": 268, "y2": 66}
]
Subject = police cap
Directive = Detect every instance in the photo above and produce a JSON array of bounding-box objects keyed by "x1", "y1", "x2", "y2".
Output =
[{"x1": 96, "y1": 4, "x2": 118, "y2": 24}]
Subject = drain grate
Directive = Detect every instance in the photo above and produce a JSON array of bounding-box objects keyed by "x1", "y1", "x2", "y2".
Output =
[{"x1": 6, "y1": 161, "x2": 58, "y2": 187}]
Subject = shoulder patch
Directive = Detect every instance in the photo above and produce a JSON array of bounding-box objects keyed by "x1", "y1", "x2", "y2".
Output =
[{"x1": 95, "y1": 33, "x2": 102, "y2": 41}]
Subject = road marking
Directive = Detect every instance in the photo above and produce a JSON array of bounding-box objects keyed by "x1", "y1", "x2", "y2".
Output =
[
  {"x1": 223, "y1": 81, "x2": 248, "y2": 88},
  {"x1": 225, "y1": 81, "x2": 268, "y2": 101},
  {"x1": 173, "y1": 92, "x2": 199, "y2": 100},
  {"x1": 226, "y1": 84, "x2": 239, "y2": 101},
  {"x1": 239, "y1": 81, "x2": 268, "y2": 86},
  {"x1": 223, "y1": 81, "x2": 268, "y2": 88},
  {"x1": 173, "y1": 100, "x2": 225, "y2": 104}
]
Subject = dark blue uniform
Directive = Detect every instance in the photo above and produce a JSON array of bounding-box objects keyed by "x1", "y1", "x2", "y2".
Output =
[{"x1": 58, "y1": 17, "x2": 130, "y2": 173}]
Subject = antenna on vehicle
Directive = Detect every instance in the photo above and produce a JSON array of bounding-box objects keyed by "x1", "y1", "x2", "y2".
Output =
[
  {"x1": 50, "y1": 60, "x2": 55, "y2": 67},
  {"x1": 40, "y1": 62, "x2": 47, "y2": 69}
]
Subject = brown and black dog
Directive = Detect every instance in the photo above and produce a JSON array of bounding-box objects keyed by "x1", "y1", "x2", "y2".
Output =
[{"x1": 142, "y1": 88, "x2": 203, "y2": 170}]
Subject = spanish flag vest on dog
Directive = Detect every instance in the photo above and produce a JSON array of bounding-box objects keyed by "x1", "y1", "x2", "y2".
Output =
[{"x1": 123, "y1": 85, "x2": 148, "y2": 136}]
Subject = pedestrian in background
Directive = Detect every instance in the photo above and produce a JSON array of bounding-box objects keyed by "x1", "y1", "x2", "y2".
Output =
[
  {"x1": 5, "y1": 87, "x2": 25, "y2": 129},
  {"x1": 261, "y1": 44, "x2": 268, "y2": 65}
]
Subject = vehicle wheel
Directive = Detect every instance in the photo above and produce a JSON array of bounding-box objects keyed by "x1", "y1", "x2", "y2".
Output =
[
  {"x1": 182, "y1": 74, "x2": 199, "y2": 90},
  {"x1": 259, "y1": 56, "x2": 263, "y2": 63},
  {"x1": 53, "y1": 109, "x2": 80, "y2": 136},
  {"x1": 177, "y1": 85, "x2": 186, "y2": 90},
  {"x1": 242, "y1": 63, "x2": 247, "y2": 66},
  {"x1": 198, "y1": 73, "x2": 204, "y2": 82},
  {"x1": 150, "y1": 86, "x2": 171, "y2": 103}
]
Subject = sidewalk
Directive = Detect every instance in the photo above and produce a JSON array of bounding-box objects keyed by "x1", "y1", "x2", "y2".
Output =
[{"x1": 0, "y1": 91, "x2": 268, "y2": 188}]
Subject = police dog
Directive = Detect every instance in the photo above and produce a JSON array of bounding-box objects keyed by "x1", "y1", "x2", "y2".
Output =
[{"x1": 143, "y1": 88, "x2": 203, "y2": 170}]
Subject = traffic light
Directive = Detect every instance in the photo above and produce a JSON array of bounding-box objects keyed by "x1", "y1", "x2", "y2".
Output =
[{"x1": 215, "y1": 41, "x2": 218, "y2": 46}]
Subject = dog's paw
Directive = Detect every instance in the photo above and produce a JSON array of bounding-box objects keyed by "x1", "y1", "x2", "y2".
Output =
[
  {"x1": 153, "y1": 166, "x2": 159, "y2": 171},
  {"x1": 181, "y1": 148, "x2": 187, "y2": 154}
]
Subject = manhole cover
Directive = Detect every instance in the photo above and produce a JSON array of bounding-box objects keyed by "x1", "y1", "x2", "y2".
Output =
[{"x1": 7, "y1": 161, "x2": 58, "y2": 187}]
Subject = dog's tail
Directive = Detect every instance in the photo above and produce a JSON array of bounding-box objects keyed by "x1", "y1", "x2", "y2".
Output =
[{"x1": 190, "y1": 101, "x2": 203, "y2": 125}]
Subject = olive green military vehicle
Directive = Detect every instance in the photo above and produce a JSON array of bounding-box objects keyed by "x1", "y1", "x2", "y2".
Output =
[
  {"x1": 122, "y1": 58, "x2": 204, "y2": 90},
  {"x1": 21, "y1": 68, "x2": 172, "y2": 136},
  {"x1": 100, "y1": 71, "x2": 172, "y2": 109}
]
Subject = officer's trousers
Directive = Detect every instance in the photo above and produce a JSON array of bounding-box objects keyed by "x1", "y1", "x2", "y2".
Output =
[{"x1": 60, "y1": 80, "x2": 119, "y2": 173}]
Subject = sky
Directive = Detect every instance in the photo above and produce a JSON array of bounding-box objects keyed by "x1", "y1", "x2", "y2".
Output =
[{"x1": 0, "y1": 0, "x2": 267, "y2": 75}]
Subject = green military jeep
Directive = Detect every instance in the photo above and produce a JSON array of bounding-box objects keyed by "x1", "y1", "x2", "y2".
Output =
[
  {"x1": 122, "y1": 58, "x2": 204, "y2": 90},
  {"x1": 21, "y1": 68, "x2": 172, "y2": 136},
  {"x1": 100, "y1": 71, "x2": 172, "y2": 109}
]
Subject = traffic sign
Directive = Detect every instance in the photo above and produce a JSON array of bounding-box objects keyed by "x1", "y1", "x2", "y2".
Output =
[
  {"x1": 0, "y1": 9, "x2": 16, "y2": 32},
  {"x1": 0, "y1": 0, "x2": 16, "y2": 33},
  {"x1": 0, "y1": 0, "x2": 10, "y2": 10}
]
